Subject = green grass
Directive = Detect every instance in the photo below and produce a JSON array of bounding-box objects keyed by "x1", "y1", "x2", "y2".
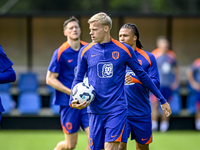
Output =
[
  {"x1": 0, "y1": 130, "x2": 199, "y2": 150},
  {"x1": 0, "y1": 130, "x2": 88, "y2": 150},
  {"x1": 128, "y1": 131, "x2": 200, "y2": 150}
]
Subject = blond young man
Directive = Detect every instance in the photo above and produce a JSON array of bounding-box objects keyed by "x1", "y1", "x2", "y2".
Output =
[{"x1": 70, "y1": 12, "x2": 171, "y2": 150}]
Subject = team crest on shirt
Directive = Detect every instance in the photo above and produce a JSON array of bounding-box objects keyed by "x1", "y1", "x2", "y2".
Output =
[
  {"x1": 112, "y1": 51, "x2": 119, "y2": 60},
  {"x1": 97, "y1": 62, "x2": 113, "y2": 78},
  {"x1": 138, "y1": 59, "x2": 142, "y2": 65}
]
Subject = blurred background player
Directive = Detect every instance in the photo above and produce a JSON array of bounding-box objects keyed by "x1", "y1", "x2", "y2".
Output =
[
  {"x1": 151, "y1": 36, "x2": 180, "y2": 132},
  {"x1": 0, "y1": 45, "x2": 16, "y2": 122},
  {"x1": 46, "y1": 17, "x2": 90, "y2": 150},
  {"x1": 118, "y1": 23, "x2": 170, "y2": 150},
  {"x1": 186, "y1": 58, "x2": 200, "y2": 130},
  {"x1": 70, "y1": 12, "x2": 171, "y2": 150}
]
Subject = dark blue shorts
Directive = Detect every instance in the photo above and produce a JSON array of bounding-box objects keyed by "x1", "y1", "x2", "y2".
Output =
[
  {"x1": 126, "y1": 116, "x2": 152, "y2": 145},
  {"x1": 89, "y1": 109, "x2": 127, "y2": 150},
  {"x1": 60, "y1": 106, "x2": 89, "y2": 134}
]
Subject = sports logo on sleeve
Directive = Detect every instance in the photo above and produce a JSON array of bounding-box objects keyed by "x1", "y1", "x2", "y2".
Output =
[{"x1": 97, "y1": 62, "x2": 113, "y2": 78}]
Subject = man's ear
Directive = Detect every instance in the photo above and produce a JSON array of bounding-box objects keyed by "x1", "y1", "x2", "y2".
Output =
[
  {"x1": 104, "y1": 25, "x2": 109, "y2": 32},
  {"x1": 64, "y1": 30, "x2": 67, "y2": 36},
  {"x1": 133, "y1": 35, "x2": 137, "y2": 41}
]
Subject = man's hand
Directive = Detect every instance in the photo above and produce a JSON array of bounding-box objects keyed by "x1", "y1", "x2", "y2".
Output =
[
  {"x1": 125, "y1": 75, "x2": 132, "y2": 84},
  {"x1": 71, "y1": 100, "x2": 90, "y2": 110},
  {"x1": 161, "y1": 102, "x2": 172, "y2": 117}
]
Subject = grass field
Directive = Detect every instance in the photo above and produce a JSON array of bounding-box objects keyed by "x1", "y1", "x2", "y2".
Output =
[{"x1": 0, "y1": 130, "x2": 199, "y2": 150}]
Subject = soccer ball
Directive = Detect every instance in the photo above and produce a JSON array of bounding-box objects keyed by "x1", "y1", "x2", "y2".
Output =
[
  {"x1": 72, "y1": 82, "x2": 95, "y2": 104},
  {"x1": 83, "y1": 77, "x2": 89, "y2": 86}
]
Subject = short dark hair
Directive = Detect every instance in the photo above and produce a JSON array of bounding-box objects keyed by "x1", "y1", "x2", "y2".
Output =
[
  {"x1": 63, "y1": 16, "x2": 79, "y2": 30},
  {"x1": 120, "y1": 23, "x2": 143, "y2": 49}
]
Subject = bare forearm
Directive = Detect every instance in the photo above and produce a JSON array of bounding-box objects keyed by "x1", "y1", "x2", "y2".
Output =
[
  {"x1": 46, "y1": 78, "x2": 71, "y2": 95},
  {"x1": 175, "y1": 67, "x2": 181, "y2": 85},
  {"x1": 187, "y1": 69, "x2": 198, "y2": 86}
]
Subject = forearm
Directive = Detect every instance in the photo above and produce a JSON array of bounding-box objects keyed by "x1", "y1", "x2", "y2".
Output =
[
  {"x1": 46, "y1": 78, "x2": 71, "y2": 95},
  {"x1": 131, "y1": 76, "x2": 160, "y2": 88},
  {"x1": 151, "y1": 78, "x2": 160, "y2": 89},
  {"x1": 129, "y1": 76, "x2": 141, "y2": 84},
  {"x1": 186, "y1": 69, "x2": 199, "y2": 87},
  {"x1": 69, "y1": 67, "x2": 86, "y2": 105},
  {"x1": 135, "y1": 70, "x2": 166, "y2": 104},
  {"x1": 173, "y1": 67, "x2": 181, "y2": 86}
]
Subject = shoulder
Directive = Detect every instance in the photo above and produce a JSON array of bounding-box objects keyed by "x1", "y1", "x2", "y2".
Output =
[
  {"x1": 167, "y1": 50, "x2": 177, "y2": 59},
  {"x1": 58, "y1": 41, "x2": 70, "y2": 53},
  {"x1": 80, "y1": 41, "x2": 88, "y2": 46},
  {"x1": 144, "y1": 50, "x2": 156, "y2": 61},
  {"x1": 137, "y1": 48, "x2": 154, "y2": 57},
  {"x1": 0, "y1": 45, "x2": 7, "y2": 57},
  {"x1": 0, "y1": 45, "x2": 13, "y2": 71},
  {"x1": 55, "y1": 41, "x2": 70, "y2": 61},
  {"x1": 151, "y1": 48, "x2": 162, "y2": 58},
  {"x1": 111, "y1": 38, "x2": 132, "y2": 50},
  {"x1": 0, "y1": 45, "x2": 12, "y2": 62},
  {"x1": 80, "y1": 42, "x2": 96, "y2": 60},
  {"x1": 136, "y1": 48, "x2": 156, "y2": 66},
  {"x1": 80, "y1": 42, "x2": 96, "y2": 52},
  {"x1": 111, "y1": 38, "x2": 133, "y2": 58}
]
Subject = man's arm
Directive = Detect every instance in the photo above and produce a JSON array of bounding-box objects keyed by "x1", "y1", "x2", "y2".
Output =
[
  {"x1": 149, "y1": 55, "x2": 171, "y2": 117},
  {"x1": 46, "y1": 70, "x2": 71, "y2": 95},
  {"x1": 126, "y1": 54, "x2": 160, "y2": 88},
  {"x1": 0, "y1": 67, "x2": 16, "y2": 83},
  {"x1": 170, "y1": 65, "x2": 181, "y2": 91},
  {"x1": 125, "y1": 53, "x2": 171, "y2": 117},
  {"x1": 128, "y1": 60, "x2": 172, "y2": 117},
  {"x1": 126, "y1": 50, "x2": 165, "y2": 102},
  {"x1": 69, "y1": 47, "x2": 88, "y2": 109},
  {"x1": 186, "y1": 68, "x2": 200, "y2": 91}
]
